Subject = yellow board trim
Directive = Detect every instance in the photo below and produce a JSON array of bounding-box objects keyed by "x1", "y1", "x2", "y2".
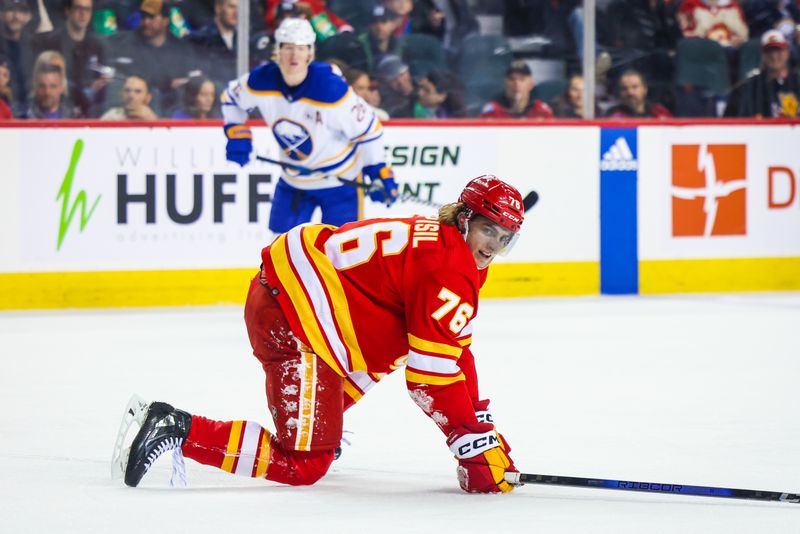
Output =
[
  {"x1": 481, "y1": 261, "x2": 599, "y2": 298},
  {"x1": 0, "y1": 268, "x2": 257, "y2": 310},
  {"x1": 221, "y1": 420, "x2": 244, "y2": 474},
  {"x1": 405, "y1": 369, "x2": 465, "y2": 386},
  {"x1": 640, "y1": 257, "x2": 800, "y2": 294},
  {"x1": 0, "y1": 261, "x2": 598, "y2": 310},
  {"x1": 5, "y1": 258, "x2": 795, "y2": 311}
]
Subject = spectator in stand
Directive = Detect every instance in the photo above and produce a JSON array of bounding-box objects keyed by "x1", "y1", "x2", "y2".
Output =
[
  {"x1": 171, "y1": 75, "x2": 219, "y2": 118},
  {"x1": 0, "y1": 0, "x2": 36, "y2": 110},
  {"x1": 25, "y1": 61, "x2": 77, "y2": 117},
  {"x1": 503, "y1": 0, "x2": 581, "y2": 58},
  {"x1": 345, "y1": 66, "x2": 389, "y2": 119},
  {"x1": 479, "y1": 60, "x2": 553, "y2": 119},
  {"x1": 30, "y1": 48, "x2": 70, "y2": 101},
  {"x1": 414, "y1": 68, "x2": 465, "y2": 118},
  {"x1": 357, "y1": 5, "x2": 401, "y2": 75},
  {"x1": 263, "y1": 0, "x2": 352, "y2": 35},
  {"x1": 0, "y1": 53, "x2": 12, "y2": 117},
  {"x1": 384, "y1": 0, "x2": 413, "y2": 36},
  {"x1": 189, "y1": 0, "x2": 239, "y2": 84},
  {"x1": 742, "y1": 0, "x2": 799, "y2": 42},
  {"x1": 33, "y1": 0, "x2": 108, "y2": 117},
  {"x1": 108, "y1": 0, "x2": 200, "y2": 112},
  {"x1": 375, "y1": 53, "x2": 415, "y2": 117},
  {"x1": 605, "y1": 69, "x2": 672, "y2": 118},
  {"x1": 724, "y1": 29, "x2": 799, "y2": 117},
  {"x1": 410, "y1": 0, "x2": 477, "y2": 57},
  {"x1": 551, "y1": 73, "x2": 598, "y2": 118},
  {"x1": 100, "y1": 74, "x2": 158, "y2": 119},
  {"x1": 606, "y1": 0, "x2": 680, "y2": 51},
  {"x1": 677, "y1": 0, "x2": 748, "y2": 47}
]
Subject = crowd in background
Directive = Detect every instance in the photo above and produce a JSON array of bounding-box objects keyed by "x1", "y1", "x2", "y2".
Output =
[{"x1": 0, "y1": 0, "x2": 798, "y2": 121}]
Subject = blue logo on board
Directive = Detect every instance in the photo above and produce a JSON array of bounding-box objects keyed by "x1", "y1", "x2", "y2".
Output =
[{"x1": 600, "y1": 128, "x2": 638, "y2": 171}]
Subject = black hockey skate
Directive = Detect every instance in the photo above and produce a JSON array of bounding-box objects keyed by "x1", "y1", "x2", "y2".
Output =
[{"x1": 123, "y1": 401, "x2": 192, "y2": 487}]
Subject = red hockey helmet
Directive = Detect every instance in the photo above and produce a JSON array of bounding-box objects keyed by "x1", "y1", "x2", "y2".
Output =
[{"x1": 459, "y1": 175, "x2": 524, "y2": 233}]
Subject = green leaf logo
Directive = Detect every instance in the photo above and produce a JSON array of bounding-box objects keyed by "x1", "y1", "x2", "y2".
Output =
[{"x1": 56, "y1": 139, "x2": 101, "y2": 251}]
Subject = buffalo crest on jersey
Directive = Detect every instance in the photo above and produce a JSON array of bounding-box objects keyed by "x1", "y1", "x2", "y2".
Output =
[{"x1": 273, "y1": 119, "x2": 313, "y2": 161}]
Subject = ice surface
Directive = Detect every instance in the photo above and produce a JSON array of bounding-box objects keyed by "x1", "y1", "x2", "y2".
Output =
[{"x1": 1, "y1": 293, "x2": 798, "y2": 533}]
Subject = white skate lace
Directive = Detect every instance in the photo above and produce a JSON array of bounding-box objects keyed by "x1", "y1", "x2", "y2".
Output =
[
  {"x1": 170, "y1": 446, "x2": 187, "y2": 488},
  {"x1": 143, "y1": 437, "x2": 186, "y2": 487}
]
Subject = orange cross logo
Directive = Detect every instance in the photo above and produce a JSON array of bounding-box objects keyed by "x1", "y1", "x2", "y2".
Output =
[{"x1": 671, "y1": 144, "x2": 747, "y2": 237}]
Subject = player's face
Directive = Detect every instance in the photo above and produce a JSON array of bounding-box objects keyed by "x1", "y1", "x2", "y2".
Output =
[
  {"x1": 278, "y1": 43, "x2": 312, "y2": 78},
  {"x1": 465, "y1": 216, "x2": 516, "y2": 270}
]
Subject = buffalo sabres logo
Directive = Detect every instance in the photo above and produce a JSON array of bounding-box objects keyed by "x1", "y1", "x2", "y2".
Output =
[{"x1": 273, "y1": 118, "x2": 313, "y2": 161}]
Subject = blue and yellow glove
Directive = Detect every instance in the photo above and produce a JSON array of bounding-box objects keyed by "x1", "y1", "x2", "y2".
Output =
[
  {"x1": 363, "y1": 163, "x2": 399, "y2": 206},
  {"x1": 224, "y1": 123, "x2": 252, "y2": 167}
]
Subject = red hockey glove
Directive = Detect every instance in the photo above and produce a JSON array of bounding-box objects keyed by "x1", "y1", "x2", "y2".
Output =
[{"x1": 447, "y1": 422, "x2": 517, "y2": 493}]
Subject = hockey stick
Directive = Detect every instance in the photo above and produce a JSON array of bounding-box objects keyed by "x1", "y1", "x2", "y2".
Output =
[
  {"x1": 254, "y1": 155, "x2": 540, "y2": 212},
  {"x1": 504, "y1": 472, "x2": 800, "y2": 504}
]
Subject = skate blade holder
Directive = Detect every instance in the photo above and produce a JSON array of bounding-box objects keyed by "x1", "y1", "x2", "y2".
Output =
[{"x1": 111, "y1": 394, "x2": 150, "y2": 479}]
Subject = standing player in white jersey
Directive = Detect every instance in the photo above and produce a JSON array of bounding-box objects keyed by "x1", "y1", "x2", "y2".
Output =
[{"x1": 221, "y1": 18, "x2": 399, "y2": 233}]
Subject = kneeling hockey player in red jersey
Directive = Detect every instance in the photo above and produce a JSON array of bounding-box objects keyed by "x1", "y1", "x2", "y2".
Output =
[{"x1": 116, "y1": 175, "x2": 525, "y2": 493}]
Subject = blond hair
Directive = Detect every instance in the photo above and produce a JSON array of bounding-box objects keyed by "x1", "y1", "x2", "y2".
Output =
[
  {"x1": 32, "y1": 50, "x2": 68, "y2": 97},
  {"x1": 438, "y1": 201, "x2": 469, "y2": 230}
]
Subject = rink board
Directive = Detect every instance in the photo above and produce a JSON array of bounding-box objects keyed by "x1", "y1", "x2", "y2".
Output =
[{"x1": 0, "y1": 122, "x2": 797, "y2": 308}]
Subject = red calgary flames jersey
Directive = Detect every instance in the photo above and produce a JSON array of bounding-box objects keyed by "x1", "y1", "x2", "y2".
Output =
[{"x1": 261, "y1": 215, "x2": 488, "y2": 434}]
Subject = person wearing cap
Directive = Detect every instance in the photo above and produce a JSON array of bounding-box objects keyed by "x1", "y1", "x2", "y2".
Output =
[
  {"x1": 107, "y1": 0, "x2": 199, "y2": 112},
  {"x1": 0, "y1": 0, "x2": 36, "y2": 110},
  {"x1": 724, "y1": 29, "x2": 800, "y2": 117},
  {"x1": 480, "y1": 60, "x2": 554, "y2": 119},
  {"x1": 375, "y1": 53, "x2": 415, "y2": 117},
  {"x1": 220, "y1": 17, "x2": 399, "y2": 234},
  {"x1": 356, "y1": 4, "x2": 401, "y2": 74}
]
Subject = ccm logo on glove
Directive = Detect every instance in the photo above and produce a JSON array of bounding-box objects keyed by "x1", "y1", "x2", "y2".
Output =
[{"x1": 448, "y1": 431, "x2": 500, "y2": 459}]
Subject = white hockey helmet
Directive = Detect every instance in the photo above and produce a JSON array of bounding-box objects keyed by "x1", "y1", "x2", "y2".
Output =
[{"x1": 275, "y1": 18, "x2": 316, "y2": 48}]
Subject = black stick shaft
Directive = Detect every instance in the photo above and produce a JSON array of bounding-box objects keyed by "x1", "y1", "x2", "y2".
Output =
[{"x1": 506, "y1": 472, "x2": 799, "y2": 503}]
